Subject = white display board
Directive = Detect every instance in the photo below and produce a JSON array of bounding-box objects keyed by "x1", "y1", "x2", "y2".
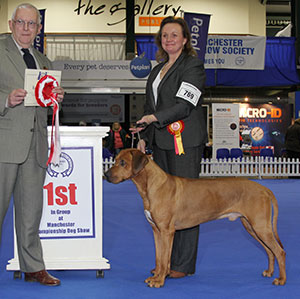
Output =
[
  {"x1": 7, "y1": 126, "x2": 110, "y2": 275},
  {"x1": 212, "y1": 103, "x2": 240, "y2": 158}
]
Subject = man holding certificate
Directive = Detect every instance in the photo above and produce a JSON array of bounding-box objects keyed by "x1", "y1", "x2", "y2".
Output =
[{"x1": 0, "y1": 3, "x2": 64, "y2": 286}]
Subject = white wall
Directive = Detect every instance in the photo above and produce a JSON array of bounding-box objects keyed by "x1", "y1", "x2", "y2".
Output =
[
  {"x1": 249, "y1": 0, "x2": 266, "y2": 36},
  {"x1": 0, "y1": 0, "x2": 8, "y2": 32},
  {"x1": 1, "y1": 0, "x2": 266, "y2": 35}
]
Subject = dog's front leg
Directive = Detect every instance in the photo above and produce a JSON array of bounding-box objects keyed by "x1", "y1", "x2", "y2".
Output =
[
  {"x1": 148, "y1": 227, "x2": 161, "y2": 277},
  {"x1": 147, "y1": 226, "x2": 171, "y2": 277},
  {"x1": 145, "y1": 229, "x2": 174, "y2": 288}
]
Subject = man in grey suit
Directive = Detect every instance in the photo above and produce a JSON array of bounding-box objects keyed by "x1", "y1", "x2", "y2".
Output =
[{"x1": 0, "y1": 3, "x2": 64, "y2": 286}]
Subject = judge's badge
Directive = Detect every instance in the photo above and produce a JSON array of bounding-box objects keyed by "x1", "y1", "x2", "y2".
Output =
[{"x1": 167, "y1": 121, "x2": 185, "y2": 155}]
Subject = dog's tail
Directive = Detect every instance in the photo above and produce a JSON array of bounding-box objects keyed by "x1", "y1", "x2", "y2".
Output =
[{"x1": 270, "y1": 192, "x2": 284, "y2": 249}]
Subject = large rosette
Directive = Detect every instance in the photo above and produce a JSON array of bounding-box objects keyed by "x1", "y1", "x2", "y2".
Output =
[{"x1": 35, "y1": 75, "x2": 61, "y2": 165}]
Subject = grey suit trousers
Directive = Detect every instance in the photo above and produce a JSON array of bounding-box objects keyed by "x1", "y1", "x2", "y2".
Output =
[{"x1": 0, "y1": 131, "x2": 46, "y2": 272}]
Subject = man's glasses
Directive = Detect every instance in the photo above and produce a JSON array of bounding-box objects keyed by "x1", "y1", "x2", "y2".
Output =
[{"x1": 13, "y1": 19, "x2": 37, "y2": 29}]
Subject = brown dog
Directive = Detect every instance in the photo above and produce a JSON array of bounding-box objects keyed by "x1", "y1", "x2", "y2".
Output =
[{"x1": 104, "y1": 148, "x2": 286, "y2": 288}]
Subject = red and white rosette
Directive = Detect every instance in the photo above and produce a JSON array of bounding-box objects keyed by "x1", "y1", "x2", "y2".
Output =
[{"x1": 35, "y1": 75, "x2": 61, "y2": 166}]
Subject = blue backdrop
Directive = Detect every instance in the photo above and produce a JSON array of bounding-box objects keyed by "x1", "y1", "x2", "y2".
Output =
[{"x1": 136, "y1": 36, "x2": 300, "y2": 87}]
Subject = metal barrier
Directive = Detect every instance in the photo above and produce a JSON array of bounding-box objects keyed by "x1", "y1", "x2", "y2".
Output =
[{"x1": 103, "y1": 156, "x2": 300, "y2": 179}]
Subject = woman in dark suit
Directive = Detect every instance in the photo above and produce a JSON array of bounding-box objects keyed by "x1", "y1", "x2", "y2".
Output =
[{"x1": 132, "y1": 16, "x2": 207, "y2": 278}]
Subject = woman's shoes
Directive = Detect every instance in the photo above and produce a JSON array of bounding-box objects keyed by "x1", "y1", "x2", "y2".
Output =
[{"x1": 169, "y1": 270, "x2": 187, "y2": 278}]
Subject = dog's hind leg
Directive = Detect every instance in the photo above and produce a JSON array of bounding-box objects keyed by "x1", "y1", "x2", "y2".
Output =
[
  {"x1": 243, "y1": 218, "x2": 286, "y2": 285},
  {"x1": 240, "y1": 217, "x2": 275, "y2": 277}
]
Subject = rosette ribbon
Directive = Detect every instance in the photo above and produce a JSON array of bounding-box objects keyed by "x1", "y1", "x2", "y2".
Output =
[
  {"x1": 35, "y1": 75, "x2": 61, "y2": 165},
  {"x1": 167, "y1": 120, "x2": 185, "y2": 155}
]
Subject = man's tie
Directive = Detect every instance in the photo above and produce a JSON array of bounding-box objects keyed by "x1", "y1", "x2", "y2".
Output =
[{"x1": 21, "y1": 48, "x2": 37, "y2": 69}]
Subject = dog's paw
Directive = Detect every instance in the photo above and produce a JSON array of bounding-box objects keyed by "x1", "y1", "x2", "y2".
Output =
[
  {"x1": 272, "y1": 277, "x2": 286, "y2": 286},
  {"x1": 262, "y1": 270, "x2": 274, "y2": 277},
  {"x1": 145, "y1": 276, "x2": 165, "y2": 288}
]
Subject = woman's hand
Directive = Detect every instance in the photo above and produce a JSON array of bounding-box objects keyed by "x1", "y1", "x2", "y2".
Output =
[
  {"x1": 137, "y1": 139, "x2": 146, "y2": 153},
  {"x1": 130, "y1": 114, "x2": 158, "y2": 134},
  {"x1": 138, "y1": 114, "x2": 157, "y2": 126}
]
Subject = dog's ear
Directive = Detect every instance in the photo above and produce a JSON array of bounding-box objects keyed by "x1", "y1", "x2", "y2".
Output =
[{"x1": 131, "y1": 150, "x2": 149, "y2": 175}]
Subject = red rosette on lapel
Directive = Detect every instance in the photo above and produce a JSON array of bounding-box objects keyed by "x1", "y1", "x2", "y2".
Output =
[
  {"x1": 35, "y1": 75, "x2": 61, "y2": 165},
  {"x1": 167, "y1": 120, "x2": 185, "y2": 155}
]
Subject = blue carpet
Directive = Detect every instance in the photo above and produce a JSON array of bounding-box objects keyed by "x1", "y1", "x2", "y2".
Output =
[{"x1": 0, "y1": 179, "x2": 299, "y2": 299}]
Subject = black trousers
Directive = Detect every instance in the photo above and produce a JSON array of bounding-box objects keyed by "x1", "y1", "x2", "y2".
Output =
[{"x1": 152, "y1": 145, "x2": 204, "y2": 274}]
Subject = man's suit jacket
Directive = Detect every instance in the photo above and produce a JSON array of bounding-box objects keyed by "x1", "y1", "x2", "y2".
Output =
[
  {"x1": 0, "y1": 35, "x2": 52, "y2": 167},
  {"x1": 141, "y1": 53, "x2": 208, "y2": 150}
]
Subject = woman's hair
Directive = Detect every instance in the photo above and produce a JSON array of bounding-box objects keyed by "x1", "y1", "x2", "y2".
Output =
[
  {"x1": 155, "y1": 16, "x2": 197, "y2": 63},
  {"x1": 12, "y1": 3, "x2": 41, "y2": 25}
]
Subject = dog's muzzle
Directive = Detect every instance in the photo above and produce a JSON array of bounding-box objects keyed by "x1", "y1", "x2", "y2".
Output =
[{"x1": 104, "y1": 170, "x2": 111, "y2": 182}]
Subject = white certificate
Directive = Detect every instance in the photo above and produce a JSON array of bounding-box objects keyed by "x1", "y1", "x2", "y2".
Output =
[{"x1": 24, "y1": 69, "x2": 62, "y2": 106}]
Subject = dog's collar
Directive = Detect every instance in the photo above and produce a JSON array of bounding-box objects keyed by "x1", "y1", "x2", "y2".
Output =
[{"x1": 129, "y1": 167, "x2": 145, "y2": 180}]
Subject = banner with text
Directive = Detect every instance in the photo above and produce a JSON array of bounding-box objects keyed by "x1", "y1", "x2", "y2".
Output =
[
  {"x1": 205, "y1": 35, "x2": 266, "y2": 70},
  {"x1": 34, "y1": 9, "x2": 45, "y2": 53},
  {"x1": 53, "y1": 60, "x2": 157, "y2": 80},
  {"x1": 61, "y1": 94, "x2": 125, "y2": 124},
  {"x1": 184, "y1": 12, "x2": 210, "y2": 63}
]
